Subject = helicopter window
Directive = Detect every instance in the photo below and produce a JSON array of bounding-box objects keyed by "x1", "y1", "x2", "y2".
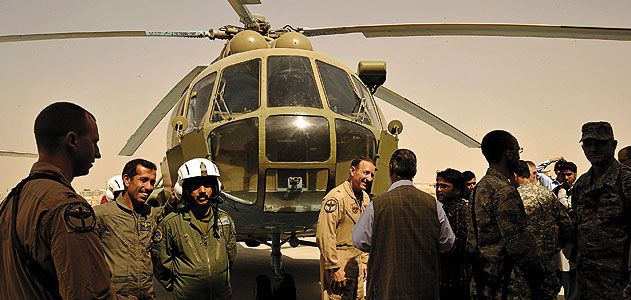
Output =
[
  {"x1": 265, "y1": 115, "x2": 330, "y2": 162},
  {"x1": 334, "y1": 119, "x2": 377, "y2": 183},
  {"x1": 351, "y1": 76, "x2": 383, "y2": 130},
  {"x1": 212, "y1": 59, "x2": 260, "y2": 122},
  {"x1": 267, "y1": 56, "x2": 321, "y2": 108},
  {"x1": 208, "y1": 118, "x2": 259, "y2": 203},
  {"x1": 316, "y1": 61, "x2": 366, "y2": 120},
  {"x1": 187, "y1": 72, "x2": 217, "y2": 130}
]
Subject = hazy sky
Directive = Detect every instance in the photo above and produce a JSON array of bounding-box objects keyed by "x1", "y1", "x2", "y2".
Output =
[{"x1": 1, "y1": 0, "x2": 630, "y2": 192}]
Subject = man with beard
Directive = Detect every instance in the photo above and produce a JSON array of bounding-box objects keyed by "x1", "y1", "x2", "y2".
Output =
[
  {"x1": 469, "y1": 130, "x2": 544, "y2": 299},
  {"x1": 571, "y1": 121, "x2": 631, "y2": 299},
  {"x1": 317, "y1": 157, "x2": 375, "y2": 300},
  {"x1": 154, "y1": 158, "x2": 237, "y2": 299},
  {"x1": 515, "y1": 160, "x2": 572, "y2": 299},
  {"x1": 94, "y1": 159, "x2": 158, "y2": 299},
  {"x1": 435, "y1": 168, "x2": 471, "y2": 299},
  {"x1": 462, "y1": 170, "x2": 476, "y2": 200}
]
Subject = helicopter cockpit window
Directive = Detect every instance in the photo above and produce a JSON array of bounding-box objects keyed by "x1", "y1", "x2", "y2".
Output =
[
  {"x1": 208, "y1": 118, "x2": 259, "y2": 203},
  {"x1": 187, "y1": 72, "x2": 217, "y2": 130},
  {"x1": 317, "y1": 60, "x2": 372, "y2": 126},
  {"x1": 265, "y1": 115, "x2": 330, "y2": 162},
  {"x1": 334, "y1": 119, "x2": 377, "y2": 184},
  {"x1": 267, "y1": 56, "x2": 321, "y2": 108},
  {"x1": 212, "y1": 59, "x2": 260, "y2": 122},
  {"x1": 351, "y1": 76, "x2": 383, "y2": 130}
]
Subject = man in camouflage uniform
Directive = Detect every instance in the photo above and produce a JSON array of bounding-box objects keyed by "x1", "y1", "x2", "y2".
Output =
[
  {"x1": 317, "y1": 157, "x2": 374, "y2": 300},
  {"x1": 469, "y1": 130, "x2": 544, "y2": 299},
  {"x1": 94, "y1": 158, "x2": 159, "y2": 299},
  {"x1": 515, "y1": 160, "x2": 572, "y2": 299},
  {"x1": 0, "y1": 102, "x2": 121, "y2": 299},
  {"x1": 572, "y1": 121, "x2": 631, "y2": 299}
]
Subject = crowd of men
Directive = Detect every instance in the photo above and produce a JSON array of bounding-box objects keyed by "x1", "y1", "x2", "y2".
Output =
[
  {"x1": 1, "y1": 101, "x2": 630, "y2": 300},
  {"x1": 316, "y1": 123, "x2": 631, "y2": 300}
]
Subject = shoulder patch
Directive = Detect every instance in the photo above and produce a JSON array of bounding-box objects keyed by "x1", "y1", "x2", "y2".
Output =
[
  {"x1": 63, "y1": 202, "x2": 96, "y2": 233},
  {"x1": 153, "y1": 228, "x2": 163, "y2": 243},
  {"x1": 65, "y1": 192, "x2": 78, "y2": 198},
  {"x1": 323, "y1": 199, "x2": 338, "y2": 213}
]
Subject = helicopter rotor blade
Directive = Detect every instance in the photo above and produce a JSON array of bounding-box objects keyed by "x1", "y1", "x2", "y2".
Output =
[
  {"x1": 118, "y1": 66, "x2": 207, "y2": 156},
  {"x1": 227, "y1": 0, "x2": 261, "y2": 29},
  {"x1": 0, "y1": 150, "x2": 38, "y2": 158},
  {"x1": 0, "y1": 31, "x2": 214, "y2": 43},
  {"x1": 374, "y1": 86, "x2": 480, "y2": 148},
  {"x1": 300, "y1": 23, "x2": 631, "y2": 42}
]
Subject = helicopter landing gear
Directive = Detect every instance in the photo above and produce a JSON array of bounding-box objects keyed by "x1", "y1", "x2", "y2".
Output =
[{"x1": 253, "y1": 231, "x2": 297, "y2": 300}]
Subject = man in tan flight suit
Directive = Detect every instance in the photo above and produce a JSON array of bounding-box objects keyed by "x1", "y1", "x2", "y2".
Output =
[
  {"x1": 0, "y1": 102, "x2": 120, "y2": 299},
  {"x1": 317, "y1": 157, "x2": 375, "y2": 300},
  {"x1": 94, "y1": 158, "x2": 159, "y2": 299}
]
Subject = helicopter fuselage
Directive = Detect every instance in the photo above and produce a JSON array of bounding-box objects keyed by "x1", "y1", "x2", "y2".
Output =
[{"x1": 162, "y1": 47, "x2": 397, "y2": 241}]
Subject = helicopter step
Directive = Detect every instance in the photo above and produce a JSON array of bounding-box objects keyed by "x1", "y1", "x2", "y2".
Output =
[{"x1": 253, "y1": 231, "x2": 298, "y2": 300}]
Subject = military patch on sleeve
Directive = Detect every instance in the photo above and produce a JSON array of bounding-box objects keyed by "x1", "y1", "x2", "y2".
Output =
[
  {"x1": 324, "y1": 199, "x2": 338, "y2": 213},
  {"x1": 65, "y1": 192, "x2": 78, "y2": 198},
  {"x1": 153, "y1": 228, "x2": 163, "y2": 243},
  {"x1": 63, "y1": 202, "x2": 96, "y2": 233},
  {"x1": 219, "y1": 215, "x2": 231, "y2": 225}
]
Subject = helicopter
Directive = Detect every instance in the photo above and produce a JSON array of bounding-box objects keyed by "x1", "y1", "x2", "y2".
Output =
[
  {"x1": 0, "y1": 150, "x2": 37, "y2": 159},
  {"x1": 3, "y1": 0, "x2": 631, "y2": 298}
]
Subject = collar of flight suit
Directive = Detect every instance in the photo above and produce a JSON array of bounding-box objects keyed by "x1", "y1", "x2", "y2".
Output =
[
  {"x1": 114, "y1": 193, "x2": 152, "y2": 217},
  {"x1": 341, "y1": 180, "x2": 369, "y2": 224},
  {"x1": 181, "y1": 208, "x2": 216, "y2": 236},
  {"x1": 29, "y1": 161, "x2": 74, "y2": 191}
]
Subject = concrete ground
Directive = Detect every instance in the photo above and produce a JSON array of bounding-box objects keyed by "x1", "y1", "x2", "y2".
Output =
[{"x1": 155, "y1": 238, "x2": 322, "y2": 300}]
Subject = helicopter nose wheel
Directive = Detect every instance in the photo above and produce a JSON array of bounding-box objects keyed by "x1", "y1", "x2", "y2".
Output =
[{"x1": 253, "y1": 231, "x2": 297, "y2": 300}]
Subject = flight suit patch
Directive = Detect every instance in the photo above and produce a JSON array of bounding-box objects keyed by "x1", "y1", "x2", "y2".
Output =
[
  {"x1": 324, "y1": 199, "x2": 338, "y2": 213},
  {"x1": 65, "y1": 192, "x2": 78, "y2": 198},
  {"x1": 351, "y1": 203, "x2": 360, "y2": 214},
  {"x1": 153, "y1": 228, "x2": 163, "y2": 243},
  {"x1": 140, "y1": 219, "x2": 153, "y2": 231},
  {"x1": 219, "y1": 216, "x2": 231, "y2": 225},
  {"x1": 63, "y1": 202, "x2": 96, "y2": 233}
]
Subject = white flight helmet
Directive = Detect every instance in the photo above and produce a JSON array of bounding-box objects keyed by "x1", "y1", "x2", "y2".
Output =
[
  {"x1": 105, "y1": 175, "x2": 124, "y2": 201},
  {"x1": 174, "y1": 158, "x2": 222, "y2": 200}
]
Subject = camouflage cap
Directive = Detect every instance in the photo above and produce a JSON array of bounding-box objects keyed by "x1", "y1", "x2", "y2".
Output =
[{"x1": 580, "y1": 121, "x2": 614, "y2": 142}]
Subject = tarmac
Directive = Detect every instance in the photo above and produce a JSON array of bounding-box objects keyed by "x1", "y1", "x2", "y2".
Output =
[{"x1": 155, "y1": 238, "x2": 322, "y2": 299}]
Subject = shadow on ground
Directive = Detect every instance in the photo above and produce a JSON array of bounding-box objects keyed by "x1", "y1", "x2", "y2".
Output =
[{"x1": 155, "y1": 243, "x2": 321, "y2": 300}]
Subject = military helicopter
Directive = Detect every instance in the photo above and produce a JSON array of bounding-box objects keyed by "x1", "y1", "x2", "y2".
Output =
[{"x1": 3, "y1": 0, "x2": 631, "y2": 298}]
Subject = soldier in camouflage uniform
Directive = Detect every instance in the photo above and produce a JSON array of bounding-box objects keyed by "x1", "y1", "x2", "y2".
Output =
[
  {"x1": 515, "y1": 160, "x2": 572, "y2": 299},
  {"x1": 469, "y1": 130, "x2": 544, "y2": 299},
  {"x1": 572, "y1": 121, "x2": 631, "y2": 299}
]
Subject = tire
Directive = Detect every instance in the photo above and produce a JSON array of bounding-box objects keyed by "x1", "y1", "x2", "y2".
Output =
[
  {"x1": 273, "y1": 273, "x2": 297, "y2": 300},
  {"x1": 254, "y1": 274, "x2": 272, "y2": 300}
]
